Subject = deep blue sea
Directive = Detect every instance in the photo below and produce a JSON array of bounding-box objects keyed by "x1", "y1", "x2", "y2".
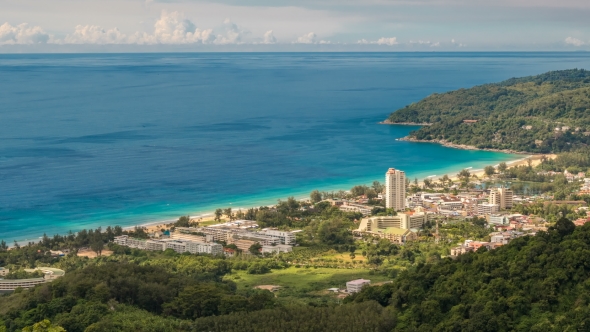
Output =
[{"x1": 2, "y1": 52, "x2": 590, "y2": 243}]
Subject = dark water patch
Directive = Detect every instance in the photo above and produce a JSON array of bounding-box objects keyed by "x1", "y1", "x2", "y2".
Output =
[{"x1": 53, "y1": 131, "x2": 152, "y2": 144}]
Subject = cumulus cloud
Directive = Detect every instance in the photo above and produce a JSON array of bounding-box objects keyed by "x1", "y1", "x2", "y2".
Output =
[
  {"x1": 148, "y1": 11, "x2": 214, "y2": 44},
  {"x1": 0, "y1": 23, "x2": 50, "y2": 45},
  {"x1": 357, "y1": 37, "x2": 398, "y2": 46},
  {"x1": 214, "y1": 19, "x2": 245, "y2": 45},
  {"x1": 263, "y1": 30, "x2": 277, "y2": 44},
  {"x1": 64, "y1": 25, "x2": 128, "y2": 44},
  {"x1": 297, "y1": 32, "x2": 317, "y2": 44},
  {"x1": 565, "y1": 37, "x2": 585, "y2": 46}
]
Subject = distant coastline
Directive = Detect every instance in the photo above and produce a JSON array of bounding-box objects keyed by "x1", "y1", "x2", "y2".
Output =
[
  {"x1": 379, "y1": 120, "x2": 432, "y2": 126},
  {"x1": 399, "y1": 136, "x2": 540, "y2": 155}
]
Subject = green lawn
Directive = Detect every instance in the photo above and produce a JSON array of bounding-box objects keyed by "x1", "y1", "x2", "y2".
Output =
[{"x1": 226, "y1": 266, "x2": 390, "y2": 295}]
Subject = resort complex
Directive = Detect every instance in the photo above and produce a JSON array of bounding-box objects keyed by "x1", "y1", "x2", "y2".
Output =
[{"x1": 0, "y1": 268, "x2": 65, "y2": 291}]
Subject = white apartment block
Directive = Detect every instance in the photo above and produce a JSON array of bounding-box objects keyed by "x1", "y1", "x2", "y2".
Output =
[
  {"x1": 346, "y1": 279, "x2": 371, "y2": 293},
  {"x1": 489, "y1": 187, "x2": 513, "y2": 209},
  {"x1": 356, "y1": 212, "x2": 432, "y2": 232},
  {"x1": 385, "y1": 168, "x2": 406, "y2": 211},
  {"x1": 259, "y1": 229, "x2": 297, "y2": 245},
  {"x1": 477, "y1": 203, "x2": 500, "y2": 215}
]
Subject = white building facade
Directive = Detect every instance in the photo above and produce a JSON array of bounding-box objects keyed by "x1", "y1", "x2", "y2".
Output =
[{"x1": 385, "y1": 168, "x2": 406, "y2": 211}]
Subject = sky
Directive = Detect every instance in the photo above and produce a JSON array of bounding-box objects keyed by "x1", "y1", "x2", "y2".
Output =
[{"x1": 0, "y1": 0, "x2": 589, "y2": 52}]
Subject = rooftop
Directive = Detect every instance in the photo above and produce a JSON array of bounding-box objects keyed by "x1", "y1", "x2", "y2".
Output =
[{"x1": 347, "y1": 279, "x2": 371, "y2": 285}]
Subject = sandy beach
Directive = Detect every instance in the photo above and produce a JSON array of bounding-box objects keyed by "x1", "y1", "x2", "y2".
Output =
[{"x1": 447, "y1": 154, "x2": 557, "y2": 182}]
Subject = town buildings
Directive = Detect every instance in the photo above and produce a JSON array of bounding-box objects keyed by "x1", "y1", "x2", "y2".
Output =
[{"x1": 385, "y1": 168, "x2": 406, "y2": 211}]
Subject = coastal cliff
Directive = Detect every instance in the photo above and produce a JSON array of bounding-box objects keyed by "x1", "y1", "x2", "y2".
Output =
[{"x1": 386, "y1": 69, "x2": 590, "y2": 154}]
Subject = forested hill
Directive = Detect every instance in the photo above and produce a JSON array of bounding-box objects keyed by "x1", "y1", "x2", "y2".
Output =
[{"x1": 387, "y1": 69, "x2": 590, "y2": 153}]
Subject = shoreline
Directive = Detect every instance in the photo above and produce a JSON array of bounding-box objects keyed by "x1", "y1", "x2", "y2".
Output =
[
  {"x1": 379, "y1": 120, "x2": 432, "y2": 126},
  {"x1": 52, "y1": 158, "x2": 533, "y2": 240},
  {"x1": 400, "y1": 136, "x2": 542, "y2": 155},
  {"x1": 8, "y1": 154, "x2": 531, "y2": 245}
]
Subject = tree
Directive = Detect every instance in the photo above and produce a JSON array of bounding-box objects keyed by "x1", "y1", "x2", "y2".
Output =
[
  {"x1": 90, "y1": 239, "x2": 104, "y2": 257},
  {"x1": 550, "y1": 216, "x2": 575, "y2": 237},
  {"x1": 458, "y1": 169, "x2": 471, "y2": 180},
  {"x1": 350, "y1": 185, "x2": 368, "y2": 197},
  {"x1": 175, "y1": 216, "x2": 191, "y2": 227},
  {"x1": 223, "y1": 208, "x2": 233, "y2": 221},
  {"x1": 366, "y1": 189, "x2": 378, "y2": 200},
  {"x1": 484, "y1": 166, "x2": 495, "y2": 177},
  {"x1": 498, "y1": 162, "x2": 508, "y2": 173},
  {"x1": 310, "y1": 190, "x2": 322, "y2": 203},
  {"x1": 423, "y1": 178, "x2": 432, "y2": 189},
  {"x1": 372, "y1": 181, "x2": 384, "y2": 193},
  {"x1": 22, "y1": 320, "x2": 66, "y2": 332},
  {"x1": 214, "y1": 209, "x2": 223, "y2": 222},
  {"x1": 249, "y1": 243, "x2": 262, "y2": 255}
]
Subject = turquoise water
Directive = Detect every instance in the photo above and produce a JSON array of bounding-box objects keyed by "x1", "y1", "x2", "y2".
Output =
[{"x1": 2, "y1": 52, "x2": 590, "y2": 243}]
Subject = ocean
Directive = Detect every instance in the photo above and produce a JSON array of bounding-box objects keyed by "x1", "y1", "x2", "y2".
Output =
[{"x1": 1, "y1": 52, "x2": 590, "y2": 243}]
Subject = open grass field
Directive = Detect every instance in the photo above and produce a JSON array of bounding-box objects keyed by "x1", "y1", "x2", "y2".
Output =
[{"x1": 226, "y1": 266, "x2": 390, "y2": 293}]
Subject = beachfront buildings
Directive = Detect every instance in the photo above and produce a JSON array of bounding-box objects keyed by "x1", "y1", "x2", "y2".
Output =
[
  {"x1": 346, "y1": 279, "x2": 371, "y2": 293},
  {"x1": 385, "y1": 168, "x2": 406, "y2": 211},
  {"x1": 489, "y1": 187, "x2": 513, "y2": 209},
  {"x1": 114, "y1": 235, "x2": 223, "y2": 256}
]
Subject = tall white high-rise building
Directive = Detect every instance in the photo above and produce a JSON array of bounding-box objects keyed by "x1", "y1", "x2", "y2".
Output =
[{"x1": 385, "y1": 168, "x2": 406, "y2": 211}]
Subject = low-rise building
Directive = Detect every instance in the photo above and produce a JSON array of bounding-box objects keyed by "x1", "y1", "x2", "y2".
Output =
[
  {"x1": 259, "y1": 229, "x2": 297, "y2": 245},
  {"x1": 488, "y1": 214, "x2": 509, "y2": 225},
  {"x1": 346, "y1": 279, "x2": 370, "y2": 293},
  {"x1": 477, "y1": 203, "x2": 499, "y2": 215},
  {"x1": 261, "y1": 244, "x2": 293, "y2": 255},
  {"x1": 114, "y1": 236, "x2": 222, "y2": 256},
  {"x1": 0, "y1": 268, "x2": 65, "y2": 291},
  {"x1": 0, "y1": 267, "x2": 8, "y2": 277}
]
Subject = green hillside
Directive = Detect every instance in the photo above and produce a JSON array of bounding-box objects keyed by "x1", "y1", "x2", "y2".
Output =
[{"x1": 387, "y1": 69, "x2": 590, "y2": 153}]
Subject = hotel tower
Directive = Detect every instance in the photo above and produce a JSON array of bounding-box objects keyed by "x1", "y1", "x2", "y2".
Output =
[{"x1": 385, "y1": 168, "x2": 406, "y2": 211}]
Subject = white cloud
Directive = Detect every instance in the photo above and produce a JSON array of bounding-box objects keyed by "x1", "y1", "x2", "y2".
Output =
[
  {"x1": 451, "y1": 38, "x2": 465, "y2": 47},
  {"x1": 214, "y1": 19, "x2": 245, "y2": 45},
  {"x1": 149, "y1": 11, "x2": 214, "y2": 44},
  {"x1": 565, "y1": 36, "x2": 585, "y2": 46},
  {"x1": 0, "y1": 22, "x2": 50, "y2": 45},
  {"x1": 357, "y1": 37, "x2": 398, "y2": 45},
  {"x1": 409, "y1": 40, "x2": 440, "y2": 47},
  {"x1": 64, "y1": 25, "x2": 128, "y2": 44},
  {"x1": 263, "y1": 30, "x2": 277, "y2": 44},
  {"x1": 377, "y1": 37, "x2": 398, "y2": 45},
  {"x1": 296, "y1": 32, "x2": 317, "y2": 44}
]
